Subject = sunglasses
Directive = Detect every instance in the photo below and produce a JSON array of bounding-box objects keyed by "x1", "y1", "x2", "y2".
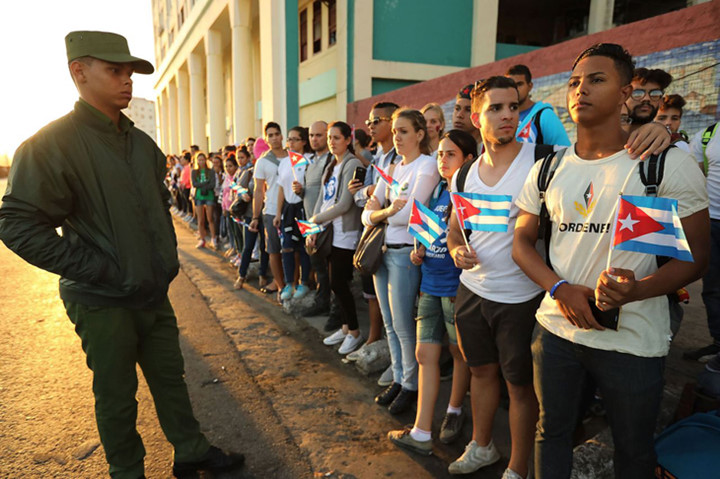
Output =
[
  {"x1": 365, "y1": 116, "x2": 391, "y2": 127},
  {"x1": 631, "y1": 88, "x2": 663, "y2": 101}
]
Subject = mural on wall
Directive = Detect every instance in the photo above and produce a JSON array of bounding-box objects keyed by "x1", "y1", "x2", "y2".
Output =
[{"x1": 441, "y1": 39, "x2": 720, "y2": 144}]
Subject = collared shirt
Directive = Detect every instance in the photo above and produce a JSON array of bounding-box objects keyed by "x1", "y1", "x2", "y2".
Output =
[{"x1": 0, "y1": 99, "x2": 178, "y2": 309}]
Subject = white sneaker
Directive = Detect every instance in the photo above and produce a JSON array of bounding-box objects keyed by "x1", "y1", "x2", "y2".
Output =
[
  {"x1": 502, "y1": 468, "x2": 524, "y2": 479},
  {"x1": 448, "y1": 440, "x2": 500, "y2": 475},
  {"x1": 323, "y1": 329, "x2": 346, "y2": 346},
  {"x1": 338, "y1": 334, "x2": 363, "y2": 355},
  {"x1": 377, "y1": 365, "x2": 393, "y2": 387},
  {"x1": 346, "y1": 343, "x2": 367, "y2": 362}
]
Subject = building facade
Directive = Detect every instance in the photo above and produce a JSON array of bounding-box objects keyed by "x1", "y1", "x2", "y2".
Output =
[
  {"x1": 153, "y1": 0, "x2": 708, "y2": 154},
  {"x1": 123, "y1": 97, "x2": 157, "y2": 142}
]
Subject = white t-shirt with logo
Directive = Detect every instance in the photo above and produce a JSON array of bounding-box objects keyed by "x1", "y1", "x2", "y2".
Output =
[
  {"x1": 516, "y1": 146, "x2": 708, "y2": 357},
  {"x1": 451, "y1": 142, "x2": 543, "y2": 304},
  {"x1": 320, "y1": 164, "x2": 360, "y2": 250},
  {"x1": 277, "y1": 155, "x2": 308, "y2": 205}
]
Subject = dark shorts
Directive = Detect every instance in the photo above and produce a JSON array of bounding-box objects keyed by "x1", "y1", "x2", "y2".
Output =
[
  {"x1": 454, "y1": 282, "x2": 542, "y2": 385},
  {"x1": 263, "y1": 214, "x2": 281, "y2": 254},
  {"x1": 195, "y1": 199, "x2": 215, "y2": 207},
  {"x1": 361, "y1": 272, "x2": 376, "y2": 299}
]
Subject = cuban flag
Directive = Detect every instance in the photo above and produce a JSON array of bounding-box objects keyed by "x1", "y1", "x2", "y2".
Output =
[
  {"x1": 408, "y1": 199, "x2": 446, "y2": 249},
  {"x1": 611, "y1": 195, "x2": 693, "y2": 262},
  {"x1": 289, "y1": 150, "x2": 309, "y2": 168},
  {"x1": 230, "y1": 182, "x2": 248, "y2": 195},
  {"x1": 451, "y1": 192, "x2": 513, "y2": 232},
  {"x1": 373, "y1": 164, "x2": 401, "y2": 196},
  {"x1": 296, "y1": 219, "x2": 325, "y2": 237}
]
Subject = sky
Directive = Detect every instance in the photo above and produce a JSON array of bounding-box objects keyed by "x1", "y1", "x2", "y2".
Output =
[{"x1": 0, "y1": 0, "x2": 157, "y2": 160}]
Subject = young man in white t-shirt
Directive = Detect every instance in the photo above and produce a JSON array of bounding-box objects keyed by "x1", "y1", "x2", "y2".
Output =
[
  {"x1": 250, "y1": 122, "x2": 288, "y2": 298},
  {"x1": 513, "y1": 43, "x2": 709, "y2": 479},
  {"x1": 446, "y1": 77, "x2": 545, "y2": 479}
]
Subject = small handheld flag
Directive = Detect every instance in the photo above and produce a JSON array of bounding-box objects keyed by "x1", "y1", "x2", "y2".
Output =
[
  {"x1": 296, "y1": 219, "x2": 325, "y2": 237},
  {"x1": 450, "y1": 192, "x2": 512, "y2": 232},
  {"x1": 373, "y1": 164, "x2": 401, "y2": 196},
  {"x1": 289, "y1": 151, "x2": 309, "y2": 168},
  {"x1": 230, "y1": 182, "x2": 248, "y2": 196},
  {"x1": 610, "y1": 195, "x2": 693, "y2": 262},
  {"x1": 408, "y1": 199, "x2": 447, "y2": 249}
]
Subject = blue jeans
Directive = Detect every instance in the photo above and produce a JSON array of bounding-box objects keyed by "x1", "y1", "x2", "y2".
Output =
[
  {"x1": 238, "y1": 223, "x2": 269, "y2": 279},
  {"x1": 533, "y1": 326, "x2": 664, "y2": 479},
  {"x1": 702, "y1": 219, "x2": 720, "y2": 342},
  {"x1": 373, "y1": 246, "x2": 421, "y2": 390}
]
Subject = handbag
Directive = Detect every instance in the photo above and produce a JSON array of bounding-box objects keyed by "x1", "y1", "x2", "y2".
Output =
[
  {"x1": 353, "y1": 222, "x2": 386, "y2": 274},
  {"x1": 307, "y1": 224, "x2": 333, "y2": 258}
]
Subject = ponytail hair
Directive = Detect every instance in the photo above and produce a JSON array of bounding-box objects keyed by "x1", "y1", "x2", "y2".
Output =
[{"x1": 392, "y1": 108, "x2": 432, "y2": 156}]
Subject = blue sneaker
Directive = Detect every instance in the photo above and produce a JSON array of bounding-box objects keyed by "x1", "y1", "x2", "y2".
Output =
[
  {"x1": 280, "y1": 284, "x2": 294, "y2": 301},
  {"x1": 293, "y1": 284, "x2": 310, "y2": 299}
]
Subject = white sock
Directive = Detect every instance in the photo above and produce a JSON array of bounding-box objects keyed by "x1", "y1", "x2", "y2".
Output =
[
  {"x1": 447, "y1": 404, "x2": 462, "y2": 415},
  {"x1": 409, "y1": 426, "x2": 431, "y2": 442}
]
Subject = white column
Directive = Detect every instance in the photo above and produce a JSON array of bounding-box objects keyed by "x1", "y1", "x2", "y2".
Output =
[
  {"x1": 588, "y1": 0, "x2": 615, "y2": 34},
  {"x1": 229, "y1": 0, "x2": 254, "y2": 144},
  {"x1": 188, "y1": 52, "x2": 207, "y2": 151},
  {"x1": 205, "y1": 29, "x2": 225, "y2": 152},
  {"x1": 168, "y1": 79, "x2": 179, "y2": 154},
  {"x1": 177, "y1": 68, "x2": 191, "y2": 152},
  {"x1": 258, "y1": 0, "x2": 287, "y2": 128},
  {"x1": 352, "y1": 0, "x2": 372, "y2": 100},
  {"x1": 471, "y1": 0, "x2": 498, "y2": 66}
]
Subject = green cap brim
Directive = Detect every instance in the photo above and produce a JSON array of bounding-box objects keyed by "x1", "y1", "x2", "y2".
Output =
[{"x1": 89, "y1": 52, "x2": 154, "y2": 74}]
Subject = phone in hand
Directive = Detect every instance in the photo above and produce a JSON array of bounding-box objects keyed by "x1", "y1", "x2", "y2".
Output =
[
  {"x1": 588, "y1": 299, "x2": 619, "y2": 331},
  {"x1": 353, "y1": 166, "x2": 367, "y2": 184}
]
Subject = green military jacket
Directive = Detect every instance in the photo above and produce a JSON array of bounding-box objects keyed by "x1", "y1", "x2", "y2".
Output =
[{"x1": 0, "y1": 99, "x2": 179, "y2": 309}]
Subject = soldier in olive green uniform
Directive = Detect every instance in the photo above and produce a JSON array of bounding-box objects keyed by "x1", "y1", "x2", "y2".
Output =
[{"x1": 0, "y1": 31, "x2": 243, "y2": 479}]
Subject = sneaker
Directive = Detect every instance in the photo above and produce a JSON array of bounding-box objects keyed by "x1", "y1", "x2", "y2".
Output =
[
  {"x1": 439, "y1": 410, "x2": 466, "y2": 444},
  {"x1": 338, "y1": 334, "x2": 363, "y2": 355},
  {"x1": 293, "y1": 284, "x2": 310, "y2": 299},
  {"x1": 502, "y1": 468, "x2": 525, "y2": 479},
  {"x1": 323, "y1": 329, "x2": 346, "y2": 346},
  {"x1": 683, "y1": 343, "x2": 720, "y2": 362},
  {"x1": 448, "y1": 440, "x2": 500, "y2": 475},
  {"x1": 280, "y1": 284, "x2": 294, "y2": 301},
  {"x1": 375, "y1": 382, "x2": 402, "y2": 405},
  {"x1": 195, "y1": 239, "x2": 205, "y2": 249},
  {"x1": 388, "y1": 388, "x2": 417, "y2": 415},
  {"x1": 172, "y1": 445, "x2": 244, "y2": 478},
  {"x1": 378, "y1": 365, "x2": 393, "y2": 387},
  {"x1": 388, "y1": 427, "x2": 432, "y2": 456},
  {"x1": 346, "y1": 343, "x2": 368, "y2": 362}
]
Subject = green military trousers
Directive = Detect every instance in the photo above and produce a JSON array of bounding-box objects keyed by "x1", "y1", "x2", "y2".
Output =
[{"x1": 64, "y1": 296, "x2": 210, "y2": 478}]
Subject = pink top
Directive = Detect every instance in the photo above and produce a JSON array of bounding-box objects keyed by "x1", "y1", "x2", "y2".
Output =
[{"x1": 221, "y1": 172, "x2": 238, "y2": 211}]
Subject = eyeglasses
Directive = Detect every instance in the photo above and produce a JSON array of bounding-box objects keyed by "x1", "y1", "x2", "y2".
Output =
[
  {"x1": 287, "y1": 137, "x2": 302, "y2": 142},
  {"x1": 365, "y1": 117, "x2": 391, "y2": 127},
  {"x1": 620, "y1": 115, "x2": 633, "y2": 126},
  {"x1": 631, "y1": 88, "x2": 663, "y2": 101}
]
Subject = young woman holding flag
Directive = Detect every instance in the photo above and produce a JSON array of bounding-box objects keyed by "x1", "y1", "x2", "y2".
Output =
[
  {"x1": 307, "y1": 121, "x2": 366, "y2": 354},
  {"x1": 387, "y1": 129, "x2": 476, "y2": 452},
  {"x1": 361, "y1": 109, "x2": 440, "y2": 414}
]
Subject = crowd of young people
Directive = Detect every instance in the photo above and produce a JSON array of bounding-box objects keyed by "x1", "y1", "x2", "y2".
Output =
[{"x1": 163, "y1": 43, "x2": 716, "y2": 479}]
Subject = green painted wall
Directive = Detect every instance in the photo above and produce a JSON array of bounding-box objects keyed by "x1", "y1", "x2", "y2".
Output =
[
  {"x1": 285, "y1": 0, "x2": 299, "y2": 127},
  {"x1": 372, "y1": 0, "x2": 473, "y2": 67},
  {"x1": 347, "y1": 0, "x2": 355, "y2": 103},
  {"x1": 371, "y1": 78, "x2": 419, "y2": 96},
  {"x1": 495, "y1": 43, "x2": 541, "y2": 61},
  {"x1": 299, "y1": 69, "x2": 337, "y2": 107}
]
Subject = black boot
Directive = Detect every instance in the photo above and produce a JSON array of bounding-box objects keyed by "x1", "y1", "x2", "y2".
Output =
[{"x1": 172, "y1": 446, "x2": 245, "y2": 478}]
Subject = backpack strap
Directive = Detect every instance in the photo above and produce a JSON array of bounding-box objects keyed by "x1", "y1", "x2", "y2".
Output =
[
  {"x1": 537, "y1": 147, "x2": 567, "y2": 268},
  {"x1": 533, "y1": 143, "x2": 555, "y2": 162},
  {"x1": 454, "y1": 158, "x2": 477, "y2": 194},
  {"x1": 533, "y1": 108, "x2": 546, "y2": 145},
  {"x1": 638, "y1": 146, "x2": 673, "y2": 197},
  {"x1": 702, "y1": 123, "x2": 718, "y2": 176}
]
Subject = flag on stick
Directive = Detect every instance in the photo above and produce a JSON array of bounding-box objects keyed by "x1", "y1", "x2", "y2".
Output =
[
  {"x1": 408, "y1": 199, "x2": 446, "y2": 249},
  {"x1": 610, "y1": 195, "x2": 693, "y2": 262},
  {"x1": 373, "y1": 164, "x2": 401, "y2": 196},
  {"x1": 289, "y1": 151, "x2": 309, "y2": 168},
  {"x1": 450, "y1": 192, "x2": 512, "y2": 232},
  {"x1": 230, "y1": 182, "x2": 248, "y2": 196},
  {"x1": 296, "y1": 219, "x2": 325, "y2": 237}
]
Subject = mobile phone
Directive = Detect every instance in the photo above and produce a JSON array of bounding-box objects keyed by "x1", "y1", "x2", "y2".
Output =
[
  {"x1": 353, "y1": 166, "x2": 367, "y2": 184},
  {"x1": 588, "y1": 300, "x2": 619, "y2": 331}
]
